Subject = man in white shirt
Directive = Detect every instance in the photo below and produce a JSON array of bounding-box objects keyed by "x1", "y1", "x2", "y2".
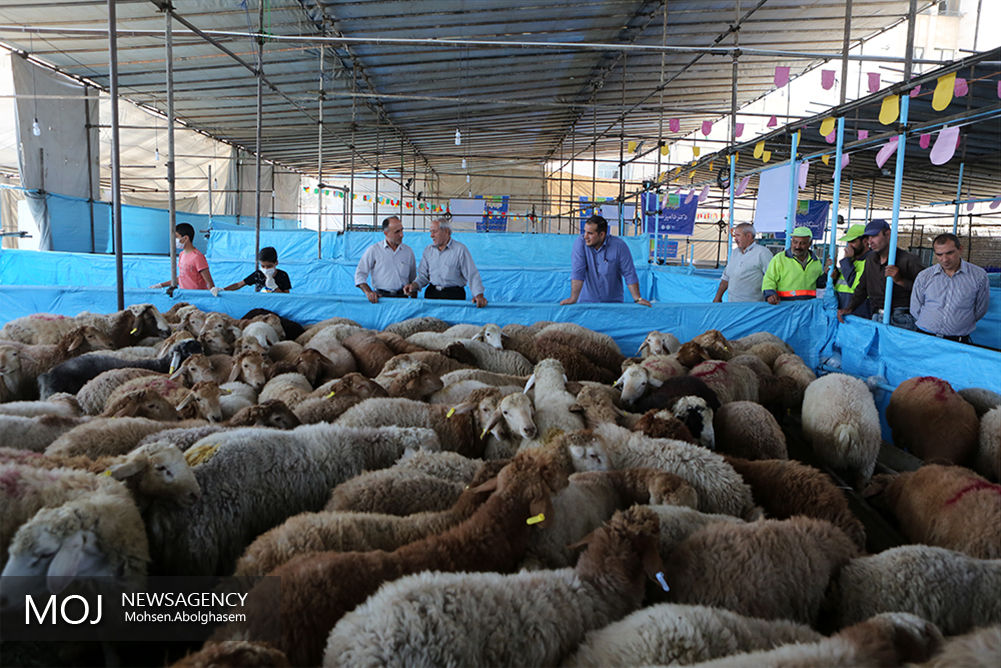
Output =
[
  {"x1": 404, "y1": 218, "x2": 487, "y2": 308},
  {"x1": 713, "y1": 223, "x2": 774, "y2": 303},
  {"x1": 354, "y1": 216, "x2": 417, "y2": 302}
]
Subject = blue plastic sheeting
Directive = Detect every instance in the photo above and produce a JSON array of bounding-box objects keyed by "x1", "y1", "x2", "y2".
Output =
[
  {"x1": 208, "y1": 229, "x2": 330, "y2": 261},
  {"x1": 47, "y1": 194, "x2": 102, "y2": 253},
  {"x1": 648, "y1": 266, "x2": 720, "y2": 303},
  {"x1": 0, "y1": 285, "x2": 830, "y2": 365}
]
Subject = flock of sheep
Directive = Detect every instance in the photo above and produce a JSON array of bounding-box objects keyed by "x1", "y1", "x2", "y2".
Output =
[{"x1": 0, "y1": 302, "x2": 999, "y2": 667}]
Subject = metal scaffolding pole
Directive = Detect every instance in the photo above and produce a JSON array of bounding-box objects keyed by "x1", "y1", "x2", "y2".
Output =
[
  {"x1": 317, "y1": 47, "x2": 324, "y2": 256},
  {"x1": 784, "y1": 130, "x2": 799, "y2": 249},
  {"x1": 569, "y1": 127, "x2": 575, "y2": 234},
  {"x1": 373, "y1": 128, "x2": 380, "y2": 228},
  {"x1": 254, "y1": 1, "x2": 264, "y2": 268},
  {"x1": 349, "y1": 66, "x2": 356, "y2": 230},
  {"x1": 165, "y1": 7, "x2": 177, "y2": 287},
  {"x1": 952, "y1": 162, "x2": 964, "y2": 234},
  {"x1": 108, "y1": 0, "x2": 124, "y2": 310}
]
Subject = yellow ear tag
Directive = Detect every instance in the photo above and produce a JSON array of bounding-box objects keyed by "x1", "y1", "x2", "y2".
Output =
[
  {"x1": 480, "y1": 427, "x2": 488, "y2": 439},
  {"x1": 753, "y1": 140, "x2": 765, "y2": 159},
  {"x1": 130, "y1": 327, "x2": 139, "y2": 335},
  {"x1": 932, "y1": 72, "x2": 956, "y2": 112},
  {"x1": 446, "y1": 407, "x2": 456, "y2": 418},
  {"x1": 819, "y1": 116, "x2": 836, "y2": 136},
  {"x1": 878, "y1": 94, "x2": 899, "y2": 125},
  {"x1": 326, "y1": 390, "x2": 336, "y2": 399},
  {"x1": 526, "y1": 513, "x2": 545, "y2": 526},
  {"x1": 102, "y1": 469, "x2": 113, "y2": 476},
  {"x1": 169, "y1": 365, "x2": 176, "y2": 374}
]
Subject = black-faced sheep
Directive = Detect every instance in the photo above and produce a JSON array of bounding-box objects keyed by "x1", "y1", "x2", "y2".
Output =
[{"x1": 887, "y1": 376, "x2": 981, "y2": 465}]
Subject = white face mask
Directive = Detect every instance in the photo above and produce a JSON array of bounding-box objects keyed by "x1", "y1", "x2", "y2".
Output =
[
  {"x1": 262, "y1": 267, "x2": 276, "y2": 277},
  {"x1": 175, "y1": 240, "x2": 184, "y2": 251}
]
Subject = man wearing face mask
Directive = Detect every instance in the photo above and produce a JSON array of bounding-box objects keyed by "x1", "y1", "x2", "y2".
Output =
[
  {"x1": 151, "y1": 223, "x2": 220, "y2": 296},
  {"x1": 223, "y1": 246, "x2": 292, "y2": 293}
]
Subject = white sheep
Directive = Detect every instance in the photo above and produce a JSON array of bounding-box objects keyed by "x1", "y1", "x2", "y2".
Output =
[
  {"x1": 439, "y1": 323, "x2": 504, "y2": 350},
  {"x1": 831, "y1": 545, "x2": 1001, "y2": 636},
  {"x1": 440, "y1": 368, "x2": 529, "y2": 387},
  {"x1": 0, "y1": 414, "x2": 87, "y2": 453},
  {"x1": 524, "y1": 357, "x2": 585, "y2": 443},
  {"x1": 218, "y1": 381, "x2": 257, "y2": 420},
  {"x1": 76, "y1": 367, "x2": 162, "y2": 415},
  {"x1": 451, "y1": 338, "x2": 534, "y2": 375},
  {"x1": 0, "y1": 313, "x2": 79, "y2": 344},
  {"x1": 638, "y1": 330, "x2": 682, "y2": 356},
  {"x1": 976, "y1": 406, "x2": 1000, "y2": 481},
  {"x1": 303, "y1": 326, "x2": 358, "y2": 377},
  {"x1": 0, "y1": 393, "x2": 81, "y2": 418},
  {"x1": 801, "y1": 373, "x2": 881, "y2": 489},
  {"x1": 689, "y1": 359, "x2": 759, "y2": 404},
  {"x1": 564, "y1": 603, "x2": 821, "y2": 667},
  {"x1": 258, "y1": 372, "x2": 313, "y2": 409},
  {"x1": 46, "y1": 417, "x2": 200, "y2": 458},
  {"x1": 566, "y1": 423, "x2": 758, "y2": 519},
  {"x1": 614, "y1": 356, "x2": 687, "y2": 404},
  {"x1": 242, "y1": 320, "x2": 282, "y2": 348}
]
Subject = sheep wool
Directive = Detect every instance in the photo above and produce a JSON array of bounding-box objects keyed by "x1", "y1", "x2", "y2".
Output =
[
  {"x1": 325, "y1": 468, "x2": 464, "y2": 516},
  {"x1": 801, "y1": 373, "x2": 881, "y2": 489},
  {"x1": 887, "y1": 376, "x2": 980, "y2": 465},
  {"x1": 713, "y1": 401, "x2": 787, "y2": 460},
  {"x1": 975, "y1": 406, "x2": 1000, "y2": 482}
]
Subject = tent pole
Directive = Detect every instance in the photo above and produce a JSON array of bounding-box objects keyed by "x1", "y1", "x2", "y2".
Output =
[
  {"x1": 317, "y1": 47, "x2": 323, "y2": 256},
  {"x1": 165, "y1": 7, "x2": 177, "y2": 287},
  {"x1": 784, "y1": 130, "x2": 799, "y2": 250},
  {"x1": 254, "y1": 0, "x2": 263, "y2": 269},
  {"x1": 826, "y1": 117, "x2": 845, "y2": 274},
  {"x1": 107, "y1": 0, "x2": 124, "y2": 310},
  {"x1": 952, "y1": 162, "x2": 964, "y2": 234}
]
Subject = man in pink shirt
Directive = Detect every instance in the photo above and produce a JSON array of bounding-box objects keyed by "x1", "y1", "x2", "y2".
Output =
[{"x1": 151, "y1": 223, "x2": 219, "y2": 296}]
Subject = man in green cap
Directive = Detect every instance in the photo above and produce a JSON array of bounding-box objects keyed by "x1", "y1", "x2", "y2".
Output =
[
  {"x1": 761, "y1": 226, "x2": 827, "y2": 304},
  {"x1": 832, "y1": 223, "x2": 872, "y2": 317}
]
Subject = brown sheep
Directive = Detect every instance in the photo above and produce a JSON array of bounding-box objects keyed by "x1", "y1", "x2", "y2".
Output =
[
  {"x1": 270, "y1": 348, "x2": 339, "y2": 387},
  {"x1": 690, "y1": 329, "x2": 733, "y2": 360},
  {"x1": 227, "y1": 350, "x2": 272, "y2": 392},
  {"x1": 724, "y1": 456, "x2": 866, "y2": 551},
  {"x1": 0, "y1": 326, "x2": 112, "y2": 400},
  {"x1": 631, "y1": 408, "x2": 698, "y2": 444},
  {"x1": 676, "y1": 340, "x2": 712, "y2": 368},
  {"x1": 100, "y1": 388, "x2": 181, "y2": 421},
  {"x1": 226, "y1": 399, "x2": 301, "y2": 430},
  {"x1": 172, "y1": 353, "x2": 234, "y2": 386},
  {"x1": 173, "y1": 640, "x2": 290, "y2": 668},
  {"x1": 499, "y1": 323, "x2": 541, "y2": 363},
  {"x1": 373, "y1": 357, "x2": 444, "y2": 400},
  {"x1": 535, "y1": 337, "x2": 618, "y2": 384},
  {"x1": 374, "y1": 330, "x2": 431, "y2": 355},
  {"x1": 865, "y1": 463, "x2": 1001, "y2": 559},
  {"x1": 887, "y1": 376, "x2": 980, "y2": 465},
  {"x1": 342, "y1": 331, "x2": 396, "y2": 377},
  {"x1": 689, "y1": 360, "x2": 759, "y2": 404},
  {"x1": 713, "y1": 401, "x2": 787, "y2": 460},
  {"x1": 225, "y1": 443, "x2": 575, "y2": 666},
  {"x1": 294, "y1": 373, "x2": 389, "y2": 424},
  {"x1": 325, "y1": 469, "x2": 464, "y2": 516}
]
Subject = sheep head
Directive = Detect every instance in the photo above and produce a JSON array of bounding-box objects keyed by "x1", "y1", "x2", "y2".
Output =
[
  {"x1": 178, "y1": 382, "x2": 224, "y2": 423},
  {"x1": 676, "y1": 341, "x2": 711, "y2": 368},
  {"x1": 127, "y1": 303, "x2": 171, "y2": 338},
  {"x1": 228, "y1": 351, "x2": 271, "y2": 391},
  {"x1": 555, "y1": 429, "x2": 610, "y2": 472},
  {"x1": 471, "y1": 323, "x2": 504, "y2": 350},
  {"x1": 691, "y1": 329, "x2": 732, "y2": 360},
  {"x1": 571, "y1": 506, "x2": 664, "y2": 594},
  {"x1": 836, "y1": 613, "x2": 943, "y2": 666},
  {"x1": 294, "y1": 349, "x2": 338, "y2": 386},
  {"x1": 670, "y1": 396, "x2": 714, "y2": 448},
  {"x1": 0, "y1": 345, "x2": 22, "y2": 393},
  {"x1": 474, "y1": 442, "x2": 573, "y2": 528},
  {"x1": 107, "y1": 441, "x2": 200, "y2": 506},
  {"x1": 234, "y1": 335, "x2": 268, "y2": 356},
  {"x1": 103, "y1": 388, "x2": 180, "y2": 421},
  {"x1": 489, "y1": 392, "x2": 537, "y2": 440},
  {"x1": 173, "y1": 353, "x2": 214, "y2": 385},
  {"x1": 570, "y1": 385, "x2": 622, "y2": 427},
  {"x1": 379, "y1": 360, "x2": 443, "y2": 399},
  {"x1": 61, "y1": 326, "x2": 113, "y2": 355},
  {"x1": 614, "y1": 364, "x2": 659, "y2": 405},
  {"x1": 229, "y1": 399, "x2": 300, "y2": 429},
  {"x1": 638, "y1": 330, "x2": 680, "y2": 357}
]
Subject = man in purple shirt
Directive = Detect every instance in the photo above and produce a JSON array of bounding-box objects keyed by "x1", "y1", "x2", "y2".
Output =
[{"x1": 560, "y1": 215, "x2": 651, "y2": 306}]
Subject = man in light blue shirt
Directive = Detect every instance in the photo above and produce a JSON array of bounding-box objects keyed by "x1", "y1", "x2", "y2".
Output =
[
  {"x1": 404, "y1": 218, "x2": 487, "y2": 307},
  {"x1": 713, "y1": 223, "x2": 774, "y2": 303},
  {"x1": 911, "y1": 233, "x2": 989, "y2": 344},
  {"x1": 354, "y1": 216, "x2": 416, "y2": 302},
  {"x1": 560, "y1": 215, "x2": 650, "y2": 306}
]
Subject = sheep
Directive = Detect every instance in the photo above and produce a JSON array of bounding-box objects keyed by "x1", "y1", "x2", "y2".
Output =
[
  {"x1": 727, "y1": 352, "x2": 773, "y2": 379},
  {"x1": 663, "y1": 395, "x2": 715, "y2": 448},
  {"x1": 341, "y1": 330, "x2": 396, "y2": 377},
  {"x1": 0, "y1": 313, "x2": 80, "y2": 344},
  {"x1": 171, "y1": 352, "x2": 234, "y2": 386},
  {"x1": 0, "y1": 326, "x2": 112, "y2": 400},
  {"x1": 440, "y1": 368, "x2": 528, "y2": 387},
  {"x1": 534, "y1": 335, "x2": 618, "y2": 383},
  {"x1": 38, "y1": 339, "x2": 203, "y2": 398},
  {"x1": 197, "y1": 324, "x2": 235, "y2": 355},
  {"x1": 321, "y1": 506, "x2": 661, "y2": 668},
  {"x1": 324, "y1": 468, "x2": 465, "y2": 516},
  {"x1": 225, "y1": 443, "x2": 575, "y2": 666},
  {"x1": 267, "y1": 339, "x2": 304, "y2": 364},
  {"x1": 226, "y1": 399, "x2": 301, "y2": 429},
  {"x1": 439, "y1": 322, "x2": 504, "y2": 349},
  {"x1": 372, "y1": 356, "x2": 444, "y2": 399},
  {"x1": 660, "y1": 516, "x2": 859, "y2": 626},
  {"x1": 976, "y1": 407, "x2": 1001, "y2": 481},
  {"x1": 747, "y1": 341, "x2": 792, "y2": 367},
  {"x1": 690, "y1": 328, "x2": 734, "y2": 360},
  {"x1": 0, "y1": 393, "x2": 81, "y2": 418},
  {"x1": 155, "y1": 328, "x2": 195, "y2": 355},
  {"x1": 0, "y1": 414, "x2": 87, "y2": 453},
  {"x1": 536, "y1": 322, "x2": 624, "y2": 371},
  {"x1": 45, "y1": 417, "x2": 197, "y2": 458},
  {"x1": 522, "y1": 468, "x2": 697, "y2": 569},
  {"x1": 144, "y1": 424, "x2": 442, "y2": 576},
  {"x1": 685, "y1": 612, "x2": 942, "y2": 668},
  {"x1": 446, "y1": 338, "x2": 534, "y2": 376},
  {"x1": 104, "y1": 375, "x2": 223, "y2": 421},
  {"x1": 226, "y1": 350, "x2": 272, "y2": 392},
  {"x1": 258, "y1": 372, "x2": 313, "y2": 409},
  {"x1": 801, "y1": 373, "x2": 882, "y2": 489},
  {"x1": 379, "y1": 351, "x2": 471, "y2": 377},
  {"x1": 99, "y1": 388, "x2": 181, "y2": 421},
  {"x1": 524, "y1": 357, "x2": 585, "y2": 443},
  {"x1": 391, "y1": 448, "x2": 490, "y2": 483},
  {"x1": 958, "y1": 386, "x2": 1001, "y2": 417},
  {"x1": 631, "y1": 374, "x2": 720, "y2": 414},
  {"x1": 648, "y1": 504, "x2": 745, "y2": 554},
  {"x1": 731, "y1": 330, "x2": 794, "y2": 354},
  {"x1": 714, "y1": 401, "x2": 787, "y2": 459},
  {"x1": 830, "y1": 545, "x2": 1001, "y2": 636},
  {"x1": 571, "y1": 384, "x2": 644, "y2": 430},
  {"x1": 0, "y1": 488, "x2": 150, "y2": 609},
  {"x1": 239, "y1": 309, "x2": 293, "y2": 338},
  {"x1": 724, "y1": 456, "x2": 867, "y2": 551},
  {"x1": 676, "y1": 340, "x2": 712, "y2": 368},
  {"x1": 564, "y1": 603, "x2": 822, "y2": 667},
  {"x1": 136, "y1": 424, "x2": 227, "y2": 452},
  {"x1": 271, "y1": 348, "x2": 340, "y2": 386},
  {"x1": 638, "y1": 330, "x2": 682, "y2": 356},
  {"x1": 630, "y1": 408, "x2": 697, "y2": 443},
  {"x1": 429, "y1": 378, "x2": 521, "y2": 406},
  {"x1": 690, "y1": 359, "x2": 759, "y2": 404},
  {"x1": 336, "y1": 397, "x2": 482, "y2": 457},
  {"x1": 380, "y1": 315, "x2": 449, "y2": 339},
  {"x1": 242, "y1": 320, "x2": 281, "y2": 349},
  {"x1": 81, "y1": 303, "x2": 171, "y2": 343},
  {"x1": 374, "y1": 330, "x2": 430, "y2": 355},
  {"x1": 864, "y1": 464, "x2": 1000, "y2": 559},
  {"x1": 498, "y1": 322, "x2": 541, "y2": 362},
  {"x1": 233, "y1": 334, "x2": 267, "y2": 355},
  {"x1": 914, "y1": 625, "x2": 1001, "y2": 668},
  {"x1": 76, "y1": 367, "x2": 162, "y2": 415},
  {"x1": 563, "y1": 424, "x2": 758, "y2": 519},
  {"x1": 456, "y1": 387, "x2": 537, "y2": 459},
  {"x1": 773, "y1": 352, "x2": 817, "y2": 398},
  {"x1": 614, "y1": 356, "x2": 687, "y2": 404},
  {"x1": 234, "y1": 472, "x2": 499, "y2": 576},
  {"x1": 303, "y1": 327, "x2": 360, "y2": 377},
  {"x1": 294, "y1": 373, "x2": 388, "y2": 424},
  {"x1": 172, "y1": 641, "x2": 290, "y2": 668},
  {"x1": 887, "y1": 376, "x2": 981, "y2": 465}
]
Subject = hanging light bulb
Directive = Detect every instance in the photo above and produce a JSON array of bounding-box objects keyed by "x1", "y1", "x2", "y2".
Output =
[
  {"x1": 213, "y1": 178, "x2": 218, "y2": 188},
  {"x1": 155, "y1": 147, "x2": 160, "y2": 162},
  {"x1": 32, "y1": 118, "x2": 41, "y2": 136},
  {"x1": 461, "y1": 158, "x2": 467, "y2": 169},
  {"x1": 465, "y1": 174, "x2": 470, "y2": 183},
  {"x1": 454, "y1": 128, "x2": 461, "y2": 145}
]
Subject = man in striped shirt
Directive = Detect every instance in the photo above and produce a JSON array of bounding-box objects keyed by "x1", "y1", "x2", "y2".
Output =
[{"x1": 911, "y1": 233, "x2": 990, "y2": 344}]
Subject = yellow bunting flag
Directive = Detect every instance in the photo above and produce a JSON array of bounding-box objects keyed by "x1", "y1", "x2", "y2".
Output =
[
  {"x1": 821, "y1": 154, "x2": 830, "y2": 165},
  {"x1": 734, "y1": 152, "x2": 739, "y2": 163},
  {"x1": 708, "y1": 160, "x2": 714, "y2": 172},
  {"x1": 693, "y1": 146, "x2": 701, "y2": 157},
  {"x1": 627, "y1": 140, "x2": 637, "y2": 153},
  {"x1": 879, "y1": 94, "x2": 900, "y2": 125},
  {"x1": 819, "y1": 117, "x2": 836, "y2": 137},
  {"x1": 660, "y1": 145, "x2": 669, "y2": 156},
  {"x1": 932, "y1": 72, "x2": 956, "y2": 112},
  {"x1": 689, "y1": 170, "x2": 695, "y2": 179},
  {"x1": 762, "y1": 150, "x2": 772, "y2": 163},
  {"x1": 754, "y1": 140, "x2": 765, "y2": 159}
]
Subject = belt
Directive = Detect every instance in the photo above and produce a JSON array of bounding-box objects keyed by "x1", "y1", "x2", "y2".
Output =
[
  {"x1": 919, "y1": 329, "x2": 971, "y2": 344},
  {"x1": 776, "y1": 289, "x2": 816, "y2": 297}
]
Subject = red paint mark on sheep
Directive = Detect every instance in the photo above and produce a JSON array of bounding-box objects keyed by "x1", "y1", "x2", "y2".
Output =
[
  {"x1": 30, "y1": 314, "x2": 68, "y2": 321},
  {"x1": 0, "y1": 467, "x2": 24, "y2": 496},
  {"x1": 912, "y1": 376, "x2": 953, "y2": 402},
  {"x1": 944, "y1": 480, "x2": 1001, "y2": 506}
]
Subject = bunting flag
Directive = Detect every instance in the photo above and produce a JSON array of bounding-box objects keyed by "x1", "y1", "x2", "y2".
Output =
[
  {"x1": 819, "y1": 117, "x2": 836, "y2": 136},
  {"x1": 878, "y1": 95, "x2": 900, "y2": 125},
  {"x1": 858, "y1": 129, "x2": 869, "y2": 140},
  {"x1": 867, "y1": 72, "x2": 881, "y2": 93},
  {"x1": 698, "y1": 185, "x2": 710, "y2": 202},
  {"x1": 660, "y1": 145, "x2": 669, "y2": 156},
  {"x1": 774, "y1": 66, "x2": 791, "y2": 88},
  {"x1": 821, "y1": 154, "x2": 830, "y2": 166},
  {"x1": 826, "y1": 131, "x2": 836, "y2": 144},
  {"x1": 990, "y1": 197, "x2": 1000, "y2": 210},
  {"x1": 767, "y1": 115, "x2": 778, "y2": 128},
  {"x1": 875, "y1": 138, "x2": 899, "y2": 168},
  {"x1": 909, "y1": 84, "x2": 922, "y2": 98},
  {"x1": 627, "y1": 140, "x2": 638, "y2": 153},
  {"x1": 701, "y1": 120, "x2": 713, "y2": 136},
  {"x1": 735, "y1": 122, "x2": 744, "y2": 138},
  {"x1": 932, "y1": 72, "x2": 956, "y2": 111},
  {"x1": 708, "y1": 160, "x2": 714, "y2": 172},
  {"x1": 929, "y1": 126, "x2": 959, "y2": 165},
  {"x1": 821, "y1": 70, "x2": 835, "y2": 90},
  {"x1": 684, "y1": 189, "x2": 696, "y2": 204},
  {"x1": 954, "y1": 77, "x2": 969, "y2": 97},
  {"x1": 669, "y1": 118, "x2": 680, "y2": 132},
  {"x1": 753, "y1": 140, "x2": 765, "y2": 159},
  {"x1": 966, "y1": 200, "x2": 975, "y2": 212},
  {"x1": 798, "y1": 161, "x2": 810, "y2": 190},
  {"x1": 919, "y1": 133, "x2": 931, "y2": 149},
  {"x1": 761, "y1": 150, "x2": 772, "y2": 163},
  {"x1": 693, "y1": 146, "x2": 701, "y2": 157},
  {"x1": 734, "y1": 175, "x2": 750, "y2": 196}
]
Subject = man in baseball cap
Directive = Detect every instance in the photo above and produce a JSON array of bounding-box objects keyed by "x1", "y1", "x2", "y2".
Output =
[
  {"x1": 761, "y1": 226, "x2": 827, "y2": 304},
  {"x1": 832, "y1": 223, "x2": 872, "y2": 317}
]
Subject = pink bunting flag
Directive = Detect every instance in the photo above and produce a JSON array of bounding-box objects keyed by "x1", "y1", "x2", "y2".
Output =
[
  {"x1": 774, "y1": 66, "x2": 791, "y2": 88},
  {"x1": 840, "y1": 153, "x2": 850, "y2": 170},
  {"x1": 909, "y1": 84, "x2": 921, "y2": 98},
  {"x1": 698, "y1": 185, "x2": 710, "y2": 203},
  {"x1": 998, "y1": 81, "x2": 1001, "y2": 99},
  {"x1": 867, "y1": 72, "x2": 881, "y2": 93},
  {"x1": 825, "y1": 131, "x2": 836, "y2": 144},
  {"x1": 919, "y1": 133, "x2": 932, "y2": 149},
  {"x1": 875, "y1": 137, "x2": 899, "y2": 168},
  {"x1": 701, "y1": 120, "x2": 713, "y2": 136},
  {"x1": 684, "y1": 189, "x2": 696, "y2": 205},
  {"x1": 990, "y1": 197, "x2": 1001, "y2": 210},
  {"x1": 669, "y1": 118, "x2": 680, "y2": 132},
  {"x1": 735, "y1": 123, "x2": 744, "y2": 138},
  {"x1": 734, "y1": 175, "x2": 751, "y2": 196},
  {"x1": 966, "y1": 201, "x2": 976, "y2": 212},
  {"x1": 954, "y1": 77, "x2": 968, "y2": 97},
  {"x1": 930, "y1": 126, "x2": 960, "y2": 165},
  {"x1": 821, "y1": 70, "x2": 835, "y2": 90},
  {"x1": 858, "y1": 129, "x2": 869, "y2": 141},
  {"x1": 767, "y1": 115, "x2": 778, "y2": 128},
  {"x1": 798, "y1": 161, "x2": 810, "y2": 190}
]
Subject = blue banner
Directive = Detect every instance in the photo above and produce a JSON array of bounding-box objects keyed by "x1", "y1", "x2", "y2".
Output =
[
  {"x1": 643, "y1": 192, "x2": 697, "y2": 236},
  {"x1": 795, "y1": 200, "x2": 831, "y2": 239},
  {"x1": 478, "y1": 196, "x2": 508, "y2": 232}
]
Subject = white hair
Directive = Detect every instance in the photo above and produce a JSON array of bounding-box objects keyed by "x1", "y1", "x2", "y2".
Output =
[
  {"x1": 433, "y1": 218, "x2": 452, "y2": 232},
  {"x1": 735, "y1": 223, "x2": 755, "y2": 235}
]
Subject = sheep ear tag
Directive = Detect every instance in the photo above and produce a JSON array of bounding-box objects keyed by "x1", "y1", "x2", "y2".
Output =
[
  {"x1": 527, "y1": 496, "x2": 554, "y2": 528},
  {"x1": 642, "y1": 544, "x2": 669, "y2": 592}
]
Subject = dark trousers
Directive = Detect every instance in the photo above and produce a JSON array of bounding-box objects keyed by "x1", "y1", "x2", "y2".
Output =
[
  {"x1": 425, "y1": 285, "x2": 465, "y2": 300},
  {"x1": 375, "y1": 288, "x2": 407, "y2": 298}
]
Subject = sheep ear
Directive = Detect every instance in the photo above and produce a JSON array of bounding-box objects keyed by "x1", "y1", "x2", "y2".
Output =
[
  {"x1": 648, "y1": 375, "x2": 664, "y2": 388},
  {"x1": 483, "y1": 409, "x2": 504, "y2": 434},
  {"x1": 568, "y1": 402, "x2": 584, "y2": 414},
  {"x1": 523, "y1": 373, "x2": 536, "y2": 394},
  {"x1": 612, "y1": 373, "x2": 625, "y2": 387},
  {"x1": 226, "y1": 362, "x2": 242, "y2": 382},
  {"x1": 46, "y1": 531, "x2": 87, "y2": 594},
  {"x1": 169, "y1": 367, "x2": 185, "y2": 381},
  {"x1": 176, "y1": 393, "x2": 194, "y2": 410},
  {"x1": 638, "y1": 340, "x2": 649, "y2": 355},
  {"x1": 566, "y1": 528, "x2": 597, "y2": 552},
  {"x1": 862, "y1": 474, "x2": 892, "y2": 498},
  {"x1": 108, "y1": 458, "x2": 145, "y2": 481},
  {"x1": 472, "y1": 330, "x2": 484, "y2": 342},
  {"x1": 65, "y1": 333, "x2": 85, "y2": 353},
  {"x1": 469, "y1": 476, "x2": 499, "y2": 494},
  {"x1": 450, "y1": 400, "x2": 477, "y2": 416}
]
